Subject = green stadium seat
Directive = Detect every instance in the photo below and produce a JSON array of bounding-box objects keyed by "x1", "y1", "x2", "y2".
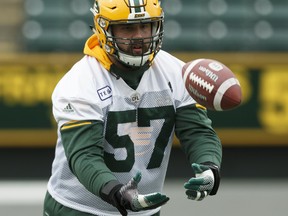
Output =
[
  {"x1": 162, "y1": 0, "x2": 288, "y2": 51},
  {"x1": 22, "y1": 0, "x2": 288, "y2": 52},
  {"x1": 22, "y1": 0, "x2": 91, "y2": 51}
]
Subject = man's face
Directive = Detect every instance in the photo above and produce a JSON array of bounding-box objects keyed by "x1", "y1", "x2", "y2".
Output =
[{"x1": 111, "y1": 23, "x2": 152, "y2": 56}]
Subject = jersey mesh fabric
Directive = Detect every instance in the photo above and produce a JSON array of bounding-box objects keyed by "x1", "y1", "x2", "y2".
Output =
[{"x1": 47, "y1": 50, "x2": 196, "y2": 215}]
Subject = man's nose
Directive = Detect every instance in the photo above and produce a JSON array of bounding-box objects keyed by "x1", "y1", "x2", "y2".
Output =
[{"x1": 133, "y1": 26, "x2": 145, "y2": 38}]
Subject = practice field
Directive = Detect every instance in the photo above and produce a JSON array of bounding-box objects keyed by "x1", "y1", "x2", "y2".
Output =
[{"x1": 0, "y1": 179, "x2": 287, "y2": 216}]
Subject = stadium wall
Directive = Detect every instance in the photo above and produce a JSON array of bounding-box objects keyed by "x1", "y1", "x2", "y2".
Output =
[{"x1": 1, "y1": 52, "x2": 288, "y2": 179}]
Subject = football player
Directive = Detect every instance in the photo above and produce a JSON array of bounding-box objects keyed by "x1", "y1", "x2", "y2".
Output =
[{"x1": 43, "y1": 0, "x2": 222, "y2": 215}]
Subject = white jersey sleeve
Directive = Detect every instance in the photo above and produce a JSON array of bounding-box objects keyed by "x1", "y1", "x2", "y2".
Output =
[{"x1": 52, "y1": 56, "x2": 110, "y2": 127}]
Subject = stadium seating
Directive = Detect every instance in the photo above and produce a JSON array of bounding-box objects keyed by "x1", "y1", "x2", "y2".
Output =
[
  {"x1": 22, "y1": 0, "x2": 91, "y2": 51},
  {"x1": 162, "y1": 0, "x2": 288, "y2": 51},
  {"x1": 21, "y1": 0, "x2": 288, "y2": 52}
]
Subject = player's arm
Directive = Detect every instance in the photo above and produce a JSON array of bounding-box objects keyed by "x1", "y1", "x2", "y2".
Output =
[
  {"x1": 175, "y1": 103, "x2": 222, "y2": 200},
  {"x1": 60, "y1": 120, "x2": 117, "y2": 196}
]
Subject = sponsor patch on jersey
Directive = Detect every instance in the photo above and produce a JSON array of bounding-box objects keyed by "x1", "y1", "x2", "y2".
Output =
[
  {"x1": 63, "y1": 103, "x2": 74, "y2": 112},
  {"x1": 97, "y1": 86, "x2": 112, "y2": 101}
]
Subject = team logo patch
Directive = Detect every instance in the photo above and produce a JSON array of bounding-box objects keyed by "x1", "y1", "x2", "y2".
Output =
[
  {"x1": 130, "y1": 92, "x2": 140, "y2": 103},
  {"x1": 97, "y1": 86, "x2": 112, "y2": 101}
]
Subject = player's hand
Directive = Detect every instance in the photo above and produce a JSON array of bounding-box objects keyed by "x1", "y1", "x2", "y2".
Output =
[
  {"x1": 100, "y1": 172, "x2": 169, "y2": 216},
  {"x1": 184, "y1": 163, "x2": 220, "y2": 201},
  {"x1": 118, "y1": 172, "x2": 169, "y2": 215}
]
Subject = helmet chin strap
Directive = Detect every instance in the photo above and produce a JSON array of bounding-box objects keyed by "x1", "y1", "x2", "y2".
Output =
[
  {"x1": 117, "y1": 51, "x2": 150, "y2": 67},
  {"x1": 112, "y1": 41, "x2": 151, "y2": 67}
]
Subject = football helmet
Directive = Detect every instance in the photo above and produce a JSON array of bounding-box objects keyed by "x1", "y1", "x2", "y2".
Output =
[{"x1": 90, "y1": 0, "x2": 164, "y2": 68}]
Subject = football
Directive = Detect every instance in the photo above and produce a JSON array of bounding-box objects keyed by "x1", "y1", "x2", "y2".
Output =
[{"x1": 182, "y1": 58, "x2": 242, "y2": 111}]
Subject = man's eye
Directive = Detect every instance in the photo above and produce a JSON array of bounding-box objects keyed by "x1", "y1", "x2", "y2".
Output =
[
  {"x1": 142, "y1": 24, "x2": 152, "y2": 30},
  {"x1": 121, "y1": 25, "x2": 132, "y2": 30}
]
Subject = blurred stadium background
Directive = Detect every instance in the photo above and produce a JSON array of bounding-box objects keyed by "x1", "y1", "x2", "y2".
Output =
[{"x1": 1, "y1": 0, "x2": 288, "y2": 215}]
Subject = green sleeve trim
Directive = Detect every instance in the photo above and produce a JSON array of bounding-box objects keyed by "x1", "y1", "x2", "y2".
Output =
[
  {"x1": 175, "y1": 104, "x2": 222, "y2": 167},
  {"x1": 60, "y1": 120, "x2": 117, "y2": 196}
]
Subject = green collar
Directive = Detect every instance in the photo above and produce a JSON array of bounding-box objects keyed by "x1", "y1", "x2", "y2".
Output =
[{"x1": 110, "y1": 64, "x2": 149, "y2": 90}]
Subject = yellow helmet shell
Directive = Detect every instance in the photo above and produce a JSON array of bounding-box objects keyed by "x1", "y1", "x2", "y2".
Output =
[{"x1": 91, "y1": 0, "x2": 164, "y2": 67}]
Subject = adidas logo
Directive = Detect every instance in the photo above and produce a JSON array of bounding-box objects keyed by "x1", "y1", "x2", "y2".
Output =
[{"x1": 63, "y1": 103, "x2": 74, "y2": 112}]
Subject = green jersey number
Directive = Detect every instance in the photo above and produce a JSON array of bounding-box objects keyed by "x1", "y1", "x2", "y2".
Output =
[{"x1": 105, "y1": 106, "x2": 175, "y2": 172}]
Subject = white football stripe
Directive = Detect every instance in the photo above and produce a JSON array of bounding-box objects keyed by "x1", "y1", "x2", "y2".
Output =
[
  {"x1": 129, "y1": 0, "x2": 135, "y2": 13},
  {"x1": 129, "y1": 0, "x2": 144, "y2": 13},
  {"x1": 213, "y1": 78, "x2": 240, "y2": 111},
  {"x1": 183, "y1": 59, "x2": 204, "y2": 83}
]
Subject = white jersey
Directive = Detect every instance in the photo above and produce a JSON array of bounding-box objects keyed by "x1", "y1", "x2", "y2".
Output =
[{"x1": 47, "y1": 50, "x2": 196, "y2": 215}]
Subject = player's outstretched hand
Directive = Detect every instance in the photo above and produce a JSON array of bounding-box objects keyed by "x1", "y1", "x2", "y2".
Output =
[
  {"x1": 100, "y1": 172, "x2": 169, "y2": 216},
  {"x1": 119, "y1": 172, "x2": 169, "y2": 214},
  {"x1": 184, "y1": 163, "x2": 219, "y2": 201}
]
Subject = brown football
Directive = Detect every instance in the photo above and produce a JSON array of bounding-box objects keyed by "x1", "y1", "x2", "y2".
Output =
[{"x1": 182, "y1": 58, "x2": 242, "y2": 111}]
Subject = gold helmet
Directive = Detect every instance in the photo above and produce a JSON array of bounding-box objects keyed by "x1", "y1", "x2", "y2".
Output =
[{"x1": 90, "y1": 0, "x2": 164, "y2": 68}]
